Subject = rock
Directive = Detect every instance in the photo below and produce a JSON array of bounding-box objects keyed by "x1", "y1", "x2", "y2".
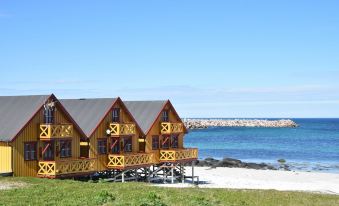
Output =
[
  {"x1": 245, "y1": 163, "x2": 267, "y2": 170},
  {"x1": 192, "y1": 157, "x2": 277, "y2": 170},
  {"x1": 216, "y1": 157, "x2": 243, "y2": 167}
]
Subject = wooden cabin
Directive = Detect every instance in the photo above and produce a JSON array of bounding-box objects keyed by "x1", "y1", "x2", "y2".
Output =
[
  {"x1": 124, "y1": 100, "x2": 198, "y2": 165},
  {"x1": 0, "y1": 94, "x2": 95, "y2": 178},
  {"x1": 60, "y1": 98, "x2": 154, "y2": 172}
]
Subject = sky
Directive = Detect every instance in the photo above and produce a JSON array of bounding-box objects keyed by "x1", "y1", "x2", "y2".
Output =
[{"x1": 0, "y1": 1, "x2": 339, "y2": 118}]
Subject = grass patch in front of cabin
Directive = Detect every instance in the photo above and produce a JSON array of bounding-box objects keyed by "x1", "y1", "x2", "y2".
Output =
[{"x1": 0, "y1": 177, "x2": 338, "y2": 206}]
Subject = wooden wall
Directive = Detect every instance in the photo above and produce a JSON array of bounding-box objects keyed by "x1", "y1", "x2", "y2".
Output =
[
  {"x1": 0, "y1": 141, "x2": 12, "y2": 174},
  {"x1": 11, "y1": 98, "x2": 82, "y2": 177},
  {"x1": 144, "y1": 103, "x2": 185, "y2": 162},
  {"x1": 89, "y1": 100, "x2": 141, "y2": 171}
]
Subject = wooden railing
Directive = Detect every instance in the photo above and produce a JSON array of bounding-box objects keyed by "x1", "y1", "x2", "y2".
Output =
[
  {"x1": 159, "y1": 148, "x2": 198, "y2": 162},
  {"x1": 37, "y1": 159, "x2": 96, "y2": 177},
  {"x1": 40, "y1": 124, "x2": 73, "y2": 139},
  {"x1": 160, "y1": 122, "x2": 184, "y2": 134},
  {"x1": 107, "y1": 153, "x2": 154, "y2": 169},
  {"x1": 109, "y1": 123, "x2": 136, "y2": 136}
]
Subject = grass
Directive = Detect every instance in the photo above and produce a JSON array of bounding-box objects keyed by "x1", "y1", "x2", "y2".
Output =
[{"x1": 0, "y1": 177, "x2": 339, "y2": 206}]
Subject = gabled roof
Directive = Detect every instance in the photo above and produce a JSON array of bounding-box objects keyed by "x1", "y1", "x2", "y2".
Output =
[
  {"x1": 60, "y1": 98, "x2": 117, "y2": 137},
  {"x1": 0, "y1": 94, "x2": 87, "y2": 142},
  {"x1": 124, "y1": 100, "x2": 168, "y2": 135},
  {"x1": 0, "y1": 95, "x2": 51, "y2": 142}
]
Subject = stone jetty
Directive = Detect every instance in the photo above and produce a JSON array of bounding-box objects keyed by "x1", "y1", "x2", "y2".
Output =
[
  {"x1": 183, "y1": 119, "x2": 298, "y2": 129},
  {"x1": 185, "y1": 157, "x2": 281, "y2": 171}
]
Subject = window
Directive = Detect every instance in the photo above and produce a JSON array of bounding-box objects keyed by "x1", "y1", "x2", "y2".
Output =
[
  {"x1": 162, "y1": 110, "x2": 169, "y2": 122},
  {"x1": 43, "y1": 107, "x2": 54, "y2": 124},
  {"x1": 98, "y1": 139, "x2": 107, "y2": 155},
  {"x1": 123, "y1": 136, "x2": 132, "y2": 152},
  {"x1": 24, "y1": 142, "x2": 37, "y2": 161},
  {"x1": 60, "y1": 140, "x2": 72, "y2": 158},
  {"x1": 112, "y1": 108, "x2": 120, "y2": 122},
  {"x1": 171, "y1": 135, "x2": 179, "y2": 148},
  {"x1": 110, "y1": 137, "x2": 120, "y2": 154},
  {"x1": 161, "y1": 136, "x2": 170, "y2": 149},
  {"x1": 152, "y1": 136, "x2": 159, "y2": 150}
]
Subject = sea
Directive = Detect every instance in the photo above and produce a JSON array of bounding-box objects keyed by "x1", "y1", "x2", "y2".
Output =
[{"x1": 185, "y1": 118, "x2": 339, "y2": 173}]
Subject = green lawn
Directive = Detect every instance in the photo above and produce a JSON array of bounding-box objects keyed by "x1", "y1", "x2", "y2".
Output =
[{"x1": 0, "y1": 177, "x2": 338, "y2": 206}]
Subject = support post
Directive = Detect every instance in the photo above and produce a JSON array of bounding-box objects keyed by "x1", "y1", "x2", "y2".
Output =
[
  {"x1": 181, "y1": 164, "x2": 185, "y2": 183},
  {"x1": 171, "y1": 163, "x2": 174, "y2": 184},
  {"x1": 122, "y1": 170, "x2": 125, "y2": 183},
  {"x1": 192, "y1": 161, "x2": 195, "y2": 184},
  {"x1": 148, "y1": 167, "x2": 151, "y2": 183}
]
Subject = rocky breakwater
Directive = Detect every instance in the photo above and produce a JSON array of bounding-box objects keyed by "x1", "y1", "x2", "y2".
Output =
[
  {"x1": 188, "y1": 157, "x2": 284, "y2": 171},
  {"x1": 183, "y1": 119, "x2": 298, "y2": 129}
]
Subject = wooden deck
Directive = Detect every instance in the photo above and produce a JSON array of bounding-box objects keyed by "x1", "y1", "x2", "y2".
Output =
[
  {"x1": 159, "y1": 148, "x2": 198, "y2": 162},
  {"x1": 37, "y1": 158, "x2": 96, "y2": 177},
  {"x1": 109, "y1": 123, "x2": 136, "y2": 136},
  {"x1": 160, "y1": 122, "x2": 184, "y2": 134},
  {"x1": 107, "y1": 153, "x2": 155, "y2": 169},
  {"x1": 39, "y1": 124, "x2": 73, "y2": 139}
]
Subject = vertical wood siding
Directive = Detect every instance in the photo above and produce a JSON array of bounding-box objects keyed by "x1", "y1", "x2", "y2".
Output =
[
  {"x1": 0, "y1": 142, "x2": 12, "y2": 174},
  {"x1": 145, "y1": 103, "x2": 185, "y2": 162},
  {"x1": 89, "y1": 101, "x2": 141, "y2": 171},
  {"x1": 11, "y1": 99, "x2": 82, "y2": 177}
]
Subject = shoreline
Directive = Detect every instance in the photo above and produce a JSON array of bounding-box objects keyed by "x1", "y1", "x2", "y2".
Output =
[
  {"x1": 160, "y1": 167, "x2": 339, "y2": 195},
  {"x1": 192, "y1": 157, "x2": 339, "y2": 174}
]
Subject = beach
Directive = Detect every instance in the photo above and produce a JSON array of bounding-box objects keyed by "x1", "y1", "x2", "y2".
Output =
[{"x1": 159, "y1": 167, "x2": 339, "y2": 195}]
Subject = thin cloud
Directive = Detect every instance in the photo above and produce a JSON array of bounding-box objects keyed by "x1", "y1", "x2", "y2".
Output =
[
  {"x1": 221, "y1": 85, "x2": 332, "y2": 94},
  {"x1": 0, "y1": 12, "x2": 11, "y2": 18}
]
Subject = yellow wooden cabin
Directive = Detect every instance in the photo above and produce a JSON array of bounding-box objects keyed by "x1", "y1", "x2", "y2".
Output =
[
  {"x1": 0, "y1": 94, "x2": 96, "y2": 178},
  {"x1": 124, "y1": 100, "x2": 198, "y2": 165},
  {"x1": 60, "y1": 98, "x2": 154, "y2": 172}
]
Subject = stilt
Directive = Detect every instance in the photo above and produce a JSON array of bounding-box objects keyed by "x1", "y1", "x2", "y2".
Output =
[
  {"x1": 171, "y1": 163, "x2": 174, "y2": 184},
  {"x1": 148, "y1": 167, "x2": 151, "y2": 183},
  {"x1": 122, "y1": 170, "x2": 125, "y2": 183},
  {"x1": 181, "y1": 164, "x2": 185, "y2": 183},
  {"x1": 192, "y1": 161, "x2": 195, "y2": 184}
]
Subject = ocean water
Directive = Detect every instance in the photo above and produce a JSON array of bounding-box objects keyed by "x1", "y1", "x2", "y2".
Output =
[{"x1": 184, "y1": 118, "x2": 339, "y2": 173}]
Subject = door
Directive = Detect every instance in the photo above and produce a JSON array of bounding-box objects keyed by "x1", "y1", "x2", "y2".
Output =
[
  {"x1": 139, "y1": 141, "x2": 145, "y2": 152},
  {"x1": 80, "y1": 142, "x2": 90, "y2": 158},
  {"x1": 42, "y1": 141, "x2": 55, "y2": 161},
  {"x1": 110, "y1": 137, "x2": 120, "y2": 154}
]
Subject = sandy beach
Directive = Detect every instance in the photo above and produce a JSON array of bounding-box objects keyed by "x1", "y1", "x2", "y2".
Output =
[{"x1": 158, "y1": 167, "x2": 339, "y2": 195}]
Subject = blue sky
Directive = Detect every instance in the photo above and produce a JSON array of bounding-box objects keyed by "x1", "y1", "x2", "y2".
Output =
[{"x1": 0, "y1": 1, "x2": 339, "y2": 117}]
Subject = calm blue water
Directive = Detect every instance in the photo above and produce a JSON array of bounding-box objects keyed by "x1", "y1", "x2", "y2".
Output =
[{"x1": 185, "y1": 118, "x2": 339, "y2": 173}]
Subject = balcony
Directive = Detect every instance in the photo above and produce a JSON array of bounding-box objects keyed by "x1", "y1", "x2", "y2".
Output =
[
  {"x1": 37, "y1": 158, "x2": 96, "y2": 177},
  {"x1": 160, "y1": 122, "x2": 184, "y2": 134},
  {"x1": 109, "y1": 123, "x2": 136, "y2": 136},
  {"x1": 40, "y1": 124, "x2": 73, "y2": 139},
  {"x1": 159, "y1": 148, "x2": 198, "y2": 162},
  {"x1": 107, "y1": 153, "x2": 154, "y2": 169}
]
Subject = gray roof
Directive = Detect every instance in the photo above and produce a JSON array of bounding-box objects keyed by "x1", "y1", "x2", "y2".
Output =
[
  {"x1": 0, "y1": 95, "x2": 51, "y2": 141},
  {"x1": 124, "y1": 101, "x2": 167, "y2": 134},
  {"x1": 60, "y1": 98, "x2": 117, "y2": 137}
]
